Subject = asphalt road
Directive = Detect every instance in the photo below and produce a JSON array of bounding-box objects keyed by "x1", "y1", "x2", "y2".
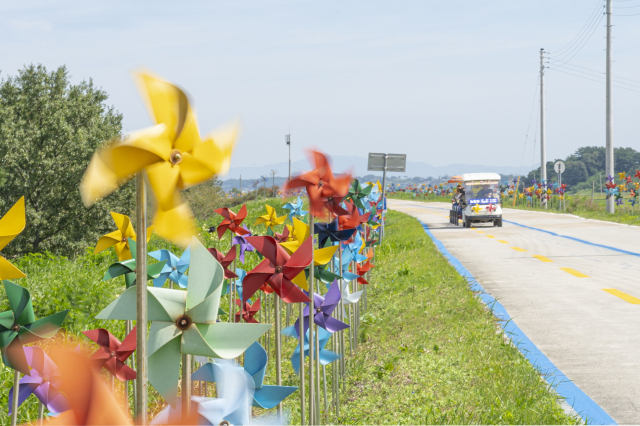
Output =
[{"x1": 389, "y1": 199, "x2": 640, "y2": 425}]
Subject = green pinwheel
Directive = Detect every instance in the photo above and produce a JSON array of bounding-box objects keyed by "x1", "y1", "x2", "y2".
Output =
[
  {"x1": 0, "y1": 281, "x2": 69, "y2": 374},
  {"x1": 347, "y1": 179, "x2": 373, "y2": 210},
  {"x1": 103, "y1": 238, "x2": 167, "y2": 288},
  {"x1": 96, "y1": 237, "x2": 270, "y2": 404}
]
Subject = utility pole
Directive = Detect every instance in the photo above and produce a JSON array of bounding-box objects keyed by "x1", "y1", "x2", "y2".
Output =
[
  {"x1": 605, "y1": 0, "x2": 614, "y2": 213},
  {"x1": 262, "y1": 176, "x2": 267, "y2": 200},
  {"x1": 540, "y1": 48, "x2": 547, "y2": 209},
  {"x1": 286, "y1": 134, "x2": 291, "y2": 185},
  {"x1": 240, "y1": 174, "x2": 242, "y2": 194},
  {"x1": 271, "y1": 169, "x2": 277, "y2": 196}
]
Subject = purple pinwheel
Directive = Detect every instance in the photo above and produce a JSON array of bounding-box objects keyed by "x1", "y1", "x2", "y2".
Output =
[
  {"x1": 606, "y1": 175, "x2": 614, "y2": 183},
  {"x1": 232, "y1": 226, "x2": 254, "y2": 263},
  {"x1": 531, "y1": 178, "x2": 536, "y2": 185},
  {"x1": 294, "y1": 280, "x2": 349, "y2": 336},
  {"x1": 8, "y1": 347, "x2": 70, "y2": 416}
]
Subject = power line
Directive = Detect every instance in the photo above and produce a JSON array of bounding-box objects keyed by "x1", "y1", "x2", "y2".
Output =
[
  {"x1": 518, "y1": 76, "x2": 539, "y2": 179},
  {"x1": 551, "y1": 0, "x2": 606, "y2": 56},
  {"x1": 547, "y1": 63, "x2": 640, "y2": 87},
  {"x1": 545, "y1": 61, "x2": 640, "y2": 84},
  {"x1": 547, "y1": 12, "x2": 605, "y2": 67},
  {"x1": 614, "y1": 11, "x2": 640, "y2": 14},
  {"x1": 547, "y1": 67, "x2": 640, "y2": 93}
]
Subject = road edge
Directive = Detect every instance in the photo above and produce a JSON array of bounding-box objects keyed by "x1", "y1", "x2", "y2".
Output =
[{"x1": 418, "y1": 220, "x2": 617, "y2": 426}]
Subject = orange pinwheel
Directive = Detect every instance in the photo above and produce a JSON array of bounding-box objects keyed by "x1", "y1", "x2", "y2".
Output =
[
  {"x1": 338, "y1": 201, "x2": 370, "y2": 230},
  {"x1": 213, "y1": 204, "x2": 250, "y2": 239},
  {"x1": 285, "y1": 150, "x2": 351, "y2": 217},
  {"x1": 356, "y1": 261, "x2": 374, "y2": 285}
]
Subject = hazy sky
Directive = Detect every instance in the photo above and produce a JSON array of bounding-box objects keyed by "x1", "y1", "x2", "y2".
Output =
[{"x1": 2, "y1": 1, "x2": 639, "y2": 174}]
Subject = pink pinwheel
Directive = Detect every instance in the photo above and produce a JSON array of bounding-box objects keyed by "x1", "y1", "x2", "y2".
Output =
[
  {"x1": 207, "y1": 246, "x2": 239, "y2": 279},
  {"x1": 235, "y1": 298, "x2": 261, "y2": 323},
  {"x1": 8, "y1": 347, "x2": 70, "y2": 416},
  {"x1": 232, "y1": 228, "x2": 255, "y2": 263},
  {"x1": 294, "y1": 280, "x2": 349, "y2": 336},
  {"x1": 213, "y1": 204, "x2": 250, "y2": 239},
  {"x1": 82, "y1": 326, "x2": 137, "y2": 381},
  {"x1": 243, "y1": 236, "x2": 313, "y2": 304}
]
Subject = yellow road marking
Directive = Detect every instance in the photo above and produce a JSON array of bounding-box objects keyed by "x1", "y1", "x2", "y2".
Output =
[
  {"x1": 497, "y1": 240, "x2": 508, "y2": 244},
  {"x1": 532, "y1": 255, "x2": 553, "y2": 263},
  {"x1": 511, "y1": 247, "x2": 527, "y2": 252},
  {"x1": 486, "y1": 235, "x2": 495, "y2": 238},
  {"x1": 475, "y1": 230, "x2": 484, "y2": 233},
  {"x1": 603, "y1": 289, "x2": 640, "y2": 304},
  {"x1": 560, "y1": 268, "x2": 589, "y2": 278}
]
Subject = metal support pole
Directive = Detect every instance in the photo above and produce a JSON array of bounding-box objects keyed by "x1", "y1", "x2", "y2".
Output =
[
  {"x1": 182, "y1": 354, "x2": 192, "y2": 416},
  {"x1": 605, "y1": 0, "x2": 614, "y2": 214},
  {"x1": 10, "y1": 369, "x2": 19, "y2": 425},
  {"x1": 275, "y1": 295, "x2": 283, "y2": 421},
  {"x1": 539, "y1": 48, "x2": 547, "y2": 209},
  {"x1": 38, "y1": 402, "x2": 44, "y2": 426},
  {"x1": 380, "y1": 156, "x2": 388, "y2": 243},
  {"x1": 135, "y1": 172, "x2": 148, "y2": 425},
  {"x1": 308, "y1": 214, "x2": 315, "y2": 425},
  {"x1": 298, "y1": 300, "x2": 306, "y2": 426}
]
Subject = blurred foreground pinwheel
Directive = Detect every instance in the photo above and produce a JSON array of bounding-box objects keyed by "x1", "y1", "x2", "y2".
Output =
[
  {"x1": 96, "y1": 237, "x2": 270, "y2": 404},
  {"x1": 80, "y1": 71, "x2": 238, "y2": 246},
  {"x1": 314, "y1": 219, "x2": 356, "y2": 247},
  {"x1": 207, "y1": 246, "x2": 238, "y2": 279},
  {"x1": 214, "y1": 205, "x2": 250, "y2": 239},
  {"x1": 283, "y1": 197, "x2": 308, "y2": 221},
  {"x1": 82, "y1": 326, "x2": 137, "y2": 381},
  {"x1": 8, "y1": 347, "x2": 69, "y2": 416},
  {"x1": 0, "y1": 196, "x2": 26, "y2": 280},
  {"x1": 242, "y1": 236, "x2": 313, "y2": 303},
  {"x1": 283, "y1": 327, "x2": 339, "y2": 375},
  {"x1": 103, "y1": 238, "x2": 167, "y2": 288},
  {"x1": 254, "y1": 205, "x2": 286, "y2": 232},
  {"x1": 149, "y1": 247, "x2": 191, "y2": 288},
  {"x1": 94, "y1": 212, "x2": 153, "y2": 261},
  {"x1": 285, "y1": 150, "x2": 351, "y2": 217},
  {"x1": 347, "y1": 179, "x2": 373, "y2": 210},
  {"x1": 0, "y1": 281, "x2": 69, "y2": 375},
  {"x1": 235, "y1": 298, "x2": 260, "y2": 323},
  {"x1": 294, "y1": 280, "x2": 348, "y2": 336}
]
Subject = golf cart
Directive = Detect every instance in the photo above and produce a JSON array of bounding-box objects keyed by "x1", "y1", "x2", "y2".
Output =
[{"x1": 450, "y1": 173, "x2": 503, "y2": 228}]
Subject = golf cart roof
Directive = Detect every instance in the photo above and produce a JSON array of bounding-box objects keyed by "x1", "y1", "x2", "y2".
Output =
[{"x1": 461, "y1": 173, "x2": 501, "y2": 184}]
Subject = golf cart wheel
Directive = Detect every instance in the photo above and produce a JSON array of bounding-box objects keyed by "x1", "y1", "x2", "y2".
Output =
[
  {"x1": 464, "y1": 217, "x2": 471, "y2": 228},
  {"x1": 495, "y1": 218, "x2": 503, "y2": 227}
]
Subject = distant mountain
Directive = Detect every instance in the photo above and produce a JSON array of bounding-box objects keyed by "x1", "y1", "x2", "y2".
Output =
[{"x1": 221, "y1": 155, "x2": 535, "y2": 191}]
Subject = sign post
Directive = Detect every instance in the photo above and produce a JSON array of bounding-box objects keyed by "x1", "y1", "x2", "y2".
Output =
[
  {"x1": 554, "y1": 161, "x2": 565, "y2": 212},
  {"x1": 367, "y1": 153, "x2": 406, "y2": 243}
]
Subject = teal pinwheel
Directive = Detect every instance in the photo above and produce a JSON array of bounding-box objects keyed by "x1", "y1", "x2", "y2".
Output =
[
  {"x1": 96, "y1": 237, "x2": 270, "y2": 405},
  {"x1": 347, "y1": 180, "x2": 373, "y2": 210},
  {"x1": 0, "y1": 281, "x2": 69, "y2": 374},
  {"x1": 282, "y1": 197, "x2": 308, "y2": 221},
  {"x1": 103, "y1": 238, "x2": 167, "y2": 288}
]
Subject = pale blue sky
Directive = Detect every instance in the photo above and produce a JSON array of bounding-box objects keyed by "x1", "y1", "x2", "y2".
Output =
[{"x1": 2, "y1": 1, "x2": 639, "y2": 175}]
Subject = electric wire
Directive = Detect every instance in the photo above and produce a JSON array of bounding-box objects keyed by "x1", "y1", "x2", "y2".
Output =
[
  {"x1": 546, "y1": 61, "x2": 640, "y2": 84},
  {"x1": 518, "y1": 76, "x2": 539, "y2": 180},
  {"x1": 547, "y1": 67, "x2": 640, "y2": 93},
  {"x1": 551, "y1": 0, "x2": 606, "y2": 56},
  {"x1": 547, "y1": 11, "x2": 605, "y2": 67},
  {"x1": 547, "y1": 63, "x2": 640, "y2": 88}
]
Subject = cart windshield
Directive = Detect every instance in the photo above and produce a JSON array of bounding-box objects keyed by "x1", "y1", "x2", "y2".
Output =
[{"x1": 464, "y1": 181, "x2": 500, "y2": 205}]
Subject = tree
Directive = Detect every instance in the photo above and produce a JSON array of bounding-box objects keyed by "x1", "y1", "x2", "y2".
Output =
[
  {"x1": 562, "y1": 161, "x2": 589, "y2": 186},
  {"x1": 0, "y1": 64, "x2": 135, "y2": 255}
]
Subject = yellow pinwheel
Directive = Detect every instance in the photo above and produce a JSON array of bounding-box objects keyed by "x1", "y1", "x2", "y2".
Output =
[
  {"x1": 254, "y1": 204, "x2": 287, "y2": 232},
  {"x1": 280, "y1": 217, "x2": 338, "y2": 290},
  {"x1": 80, "y1": 71, "x2": 238, "y2": 246},
  {"x1": 0, "y1": 197, "x2": 26, "y2": 280},
  {"x1": 618, "y1": 172, "x2": 626, "y2": 180},
  {"x1": 94, "y1": 212, "x2": 154, "y2": 261},
  {"x1": 471, "y1": 204, "x2": 481, "y2": 213}
]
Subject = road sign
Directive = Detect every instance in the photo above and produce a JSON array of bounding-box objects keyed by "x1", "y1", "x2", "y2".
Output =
[
  {"x1": 554, "y1": 161, "x2": 565, "y2": 174},
  {"x1": 367, "y1": 153, "x2": 406, "y2": 172}
]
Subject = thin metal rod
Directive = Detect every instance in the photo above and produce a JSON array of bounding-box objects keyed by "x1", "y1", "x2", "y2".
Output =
[
  {"x1": 322, "y1": 365, "x2": 328, "y2": 414},
  {"x1": 182, "y1": 353, "x2": 192, "y2": 417},
  {"x1": 135, "y1": 172, "x2": 148, "y2": 425},
  {"x1": 380, "y1": 157, "x2": 387, "y2": 243},
  {"x1": 38, "y1": 401, "x2": 44, "y2": 426},
  {"x1": 11, "y1": 369, "x2": 19, "y2": 425},
  {"x1": 308, "y1": 214, "x2": 315, "y2": 425},
  {"x1": 298, "y1": 300, "x2": 306, "y2": 426},
  {"x1": 275, "y1": 295, "x2": 283, "y2": 421}
]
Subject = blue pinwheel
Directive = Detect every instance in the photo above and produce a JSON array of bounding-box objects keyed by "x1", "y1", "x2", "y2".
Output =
[
  {"x1": 282, "y1": 327, "x2": 339, "y2": 375},
  {"x1": 225, "y1": 268, "x2": 247, "y2": 300},
  {"x1": 148, "y1": 246, "x2": 191, "y2": 288},
  {"x1": 629, "y1": 198, "x2": 637, "y2": 207},
  {"x1": 283, "y1": 197, "x2": 308, "y2": 221}
]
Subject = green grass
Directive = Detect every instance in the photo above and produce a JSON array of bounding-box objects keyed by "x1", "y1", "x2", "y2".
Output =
[{"x1": 327, "y1": 210, "x2": 580, "y2": 425}]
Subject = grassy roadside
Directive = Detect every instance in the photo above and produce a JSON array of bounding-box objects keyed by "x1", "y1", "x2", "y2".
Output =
[{"x1": 330, "y1": 209, "x2": 579, "y2": 425}]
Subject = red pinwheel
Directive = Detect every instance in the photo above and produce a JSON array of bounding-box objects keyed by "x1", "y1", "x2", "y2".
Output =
[
  {"x1": 81, "y1": 326, "x2": 137, "y2": 381},
  {"x1": 285, "y1": 150, "x2": 351, "y2": 217},
  {"x1": 207, "y1": 246, "x2": 238, "y2": 279},
  {"x1": 243, "y1": 236, "x2": 313, "y2": 303},
  {"x1": 356, "y1": 261, "x2": 374, "y2": 285},
  {"x1": 486, "y1": 204, "x2": 496, "y2": 213},
  {"x1": 635, "y1": 170, "x2": 640, "y2": 180},
  {"x1": 213, "y1": 204, "x2": 250, "y2": 239},
  {"x1": 235, "y1": 298, "x2": 261, "y2": 323},
  {"x1": 338, "y1": 201, "x2": 369, "y2": 230},
  {"x1": 274, "y1": 225, "x2": 291, "y2": 243}
]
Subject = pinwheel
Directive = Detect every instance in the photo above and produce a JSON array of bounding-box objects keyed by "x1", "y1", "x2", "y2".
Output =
[
  {"x1": 346, "y1": 180, "x2": 373, "y2": 210},
  {"x1": 232, "y1": 230, "x2": 254, "y2": 263},
  {"x1": 235, "y1": 298, "x2": 260, "y2": 323},
  {"x1": 486, "y1": 204, "x2": 497, "y2": 213},
  {"x1": 339, "y1": 281, "x2": 363, "y2": 318},
  {"x1": 0, "y1": 281, "x2": 69, "y2": 375},
  {"x1": 0, "y1": 196, "x2": 26, "y2": 280},
  {"x1": 334, "y1": 246, "x2": 360, "y2": 282},
  {"x1": 283, "y1": 197, "x2": 308, "y2": 221},
  {"x1": 285, "y1": 150, "x2": 351, "y2": 217},
  {"x1": 94, "y1": 212, "x2": 154, "y2": 261},
  {"x1": 8, "y1": 347, "x2": 69, "y2": 416},
  {"x1": 242, "y1": 236, "x2": 313, "y2": 303},
  {"x1": 254, "y1": 204, "x2": 287, "y2": 232},
  {"x1": 314, "y1": 219, "x2": 357, "y2": 247},
  {"x1": 356, "y1": 261, "x2": 374, "y2": 285},
  {"x1": 294, "y1": 281, "x2": 348, "y2": 336},
  {"x1": 96, "y1": 237, "x2": 270, "y2": 404},
  {"x1": 207, "y1": 246, "x2": 238, "y2": 279},
  {"x1": 82, "y1": 326, "x2": 137, "y2": 381},
  {"x1": 229, "y1": 268, "x2": 247, "y2": 300},
  {"x1": 149, "y1": 247, "x2": 191, "y2": 288},
  {"x1": 338, "y1": 201, "x2": 369, "y2": 231},
  {"x1": 283, "y1": 327, "x2": 340, "y2": 375},
  {"x1": 80, "y1": 71, "x2": 238, "y2": 246},
  {"x1": 635, "y1": 170, "x2": 640, "y2": 180},
  {"x1": 213, "y1": 205, "x2": 250, "y2": 239},
  {"x1": 471, "y1": 204, "x2": 482, "y2": 213},
  {"x1": 193, "y1": 341, "x2": 297, "y2": 410},
  {"x1": 103, "y1": 238, "x2": 167, "y2": 288},
  {"x1": 273, "y1": 225, "x2": 291, "y2": 243}
]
